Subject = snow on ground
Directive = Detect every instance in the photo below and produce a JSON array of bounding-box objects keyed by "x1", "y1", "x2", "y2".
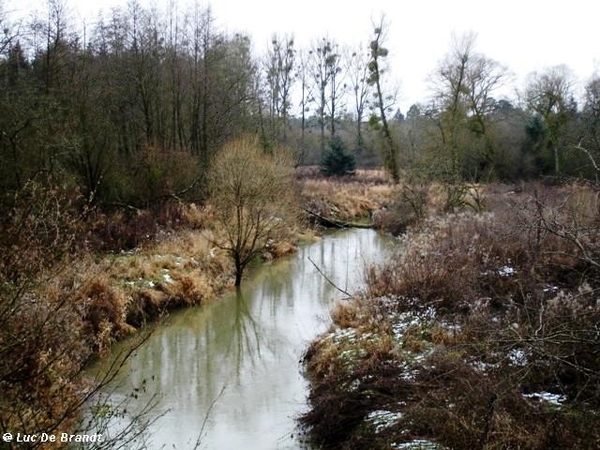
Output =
[{"x1": 523, "y1": 391, "x2": 566, "y2": 406}]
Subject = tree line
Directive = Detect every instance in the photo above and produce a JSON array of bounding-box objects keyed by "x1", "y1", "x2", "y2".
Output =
[{"x1": 1, "y1": 0, "x2": 600, "y2": 211}]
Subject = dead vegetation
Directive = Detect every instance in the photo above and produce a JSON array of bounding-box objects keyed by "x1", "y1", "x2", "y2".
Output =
[
  {"x1": 300, "y1": 182, "x2": 600, "y2": 450},
  {"x1": 297, "y1": 167, "x2": 394, "y2": 223}
]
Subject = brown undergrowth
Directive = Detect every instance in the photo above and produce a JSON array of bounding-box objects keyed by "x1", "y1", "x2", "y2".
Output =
[{"x1": 300, "y1": 182, "x2": 600, "y2": 450}]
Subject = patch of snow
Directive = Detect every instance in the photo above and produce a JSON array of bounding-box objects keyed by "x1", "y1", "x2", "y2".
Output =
[
  {"x1": 470, "y1": 359, "x2": 499, "y2": 373},
  {"x1": 523, "y1": 391, "x2": 566, "y2": 406},
  {"x1": 366, "y1": 410, "x2": 404, "y2": 434},
  {"x1": 390, "y1": 311, "x2": 429, "y2": 341},
  {"x1": 324, "y1": 327, "x2": 358, "y2": 344},
  {"x1": 440, "y1": 321, "x2": 461, "y2": 332},
  {"x1": 481, "y1": 265, "x2": 517, "y2": 278},
  {"x1": 163, "y1": 273, "x2": 174, "y2": 284},
  {"x1": 423, "y1": 306, "x2": 436, "y2": 320},
  {"x1": 507, "y1": 348, "x2": 527, "y2": 366},
  {"x1": 392, "y1": 439, "x2": 446, "y2": 449},
  {"x1": 347, "y1": 379, "x2": 361, "y2": 391},
  {"x1": 498, "y1": 265, "x2": 516, "y2": 277},
  {"x1": 399, "y1": 369, "x2": 419, "y2": 381}
]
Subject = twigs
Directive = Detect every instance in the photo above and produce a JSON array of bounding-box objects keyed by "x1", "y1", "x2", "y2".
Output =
[
  {"x1": 307, "y1": 256, "x2": 352, "y2": 298},
  {"x1": 192, "y1": 385, "x2": 227, "y2": 450}
]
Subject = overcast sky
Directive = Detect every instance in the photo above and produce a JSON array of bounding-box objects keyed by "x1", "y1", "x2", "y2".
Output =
[{"x1": 10, "y1": 0, "x2": 600, "y2": 113}]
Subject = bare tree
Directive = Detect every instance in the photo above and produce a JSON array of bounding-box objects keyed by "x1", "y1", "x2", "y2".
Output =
[
  {"x1": 429, "y1": 32, "x2": 476, "y2": 175},
  {"x1": 208, "y1": 137, "x2": 296, "y2": 286},
  {"x1": 324, "y1": 41, "x2": 345, "y2": 138},
  {"x1": 263, "y1": 34, "x2": 295, "y2": 146},
  {"x1": 368, "y1": 17, "x2": 399, "y2": 182},
  {"x1": 428, "y1": 32, "x2": 509, "y2": 179},
  {"x1": 347, "y1": 45, "x2": 371, "y2": 153},
  {"x1": 308, "y1": 37, "x2": 337, "y2": 153},
  {"x1": 295, "y1": 48, "x2": 313, "y2": 164},
  {"x1": 465, "y1": 54, "x2": 508, "y2": 168}
]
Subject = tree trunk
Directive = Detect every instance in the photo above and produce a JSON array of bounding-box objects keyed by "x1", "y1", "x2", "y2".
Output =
[{"x1": 234, "y1": 255, "x2": 244, "y2": 286}]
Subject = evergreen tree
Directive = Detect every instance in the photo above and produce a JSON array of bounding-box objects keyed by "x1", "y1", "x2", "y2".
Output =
[{"x1": 320, "y1": 136, "x2": 356, "y2": 176}]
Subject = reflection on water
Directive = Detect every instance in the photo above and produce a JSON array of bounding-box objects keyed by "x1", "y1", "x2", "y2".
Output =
[{"x1": 98, "y1": 229, "x2": 395, "y2": 449}]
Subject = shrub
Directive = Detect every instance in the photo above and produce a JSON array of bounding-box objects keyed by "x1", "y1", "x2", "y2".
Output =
[
  {"x1": 208, "y1": 136, "x2": 297, "y2": 285},
  {"x1": 373, "y1": 184, "x2": 428, "y2": 235}
]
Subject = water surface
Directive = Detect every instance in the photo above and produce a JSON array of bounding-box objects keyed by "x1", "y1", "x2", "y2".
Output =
[{"x1": 100, "y1": 229, "x2": 394, "y2": 449}]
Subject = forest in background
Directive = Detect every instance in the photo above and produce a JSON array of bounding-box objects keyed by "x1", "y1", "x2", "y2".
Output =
[{"x1": 2, "y1": 0, "x2": 600, "y2": 211}]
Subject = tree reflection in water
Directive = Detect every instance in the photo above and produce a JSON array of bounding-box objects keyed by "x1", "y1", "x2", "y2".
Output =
[{"x1": 228, "y1": 288, "x2": 261, "y2": 377}]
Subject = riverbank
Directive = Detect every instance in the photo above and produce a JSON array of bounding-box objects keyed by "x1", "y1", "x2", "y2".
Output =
[
  {"x1": 300, "y1": 182, "x2": 600, "y2": 450},
  {"x1": 3, "y1": 166, "x2": 392, "y2": 443},
  {"x1": 0, "y1": 184, "x2": 312, "y2": 444},
  {"x1": 74, "y1": 204, "x2": 311, "y2": 353},
  {"x1": 73, "y1": 168, "x2": 394, "y2": 354}
]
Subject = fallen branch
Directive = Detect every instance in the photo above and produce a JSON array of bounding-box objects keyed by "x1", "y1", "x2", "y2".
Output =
[{"x1": 303, "y1": 208, "x2": 373, "y2": 229}]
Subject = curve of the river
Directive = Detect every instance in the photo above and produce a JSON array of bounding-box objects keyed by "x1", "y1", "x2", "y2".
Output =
[{"x1": 99, "y1": 228, "x2": 394, "y2": 449}]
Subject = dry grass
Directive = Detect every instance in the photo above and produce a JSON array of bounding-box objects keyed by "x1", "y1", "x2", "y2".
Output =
[{"x1": 298, "y1": 168, "x2": 394, "y2": 222}]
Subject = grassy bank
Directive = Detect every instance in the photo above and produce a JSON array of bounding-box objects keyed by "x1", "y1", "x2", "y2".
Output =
[
  {"x1": 297, "y1": 167, "x2": 394, "y2": 224},
  {"x1": 300, "y1": 182, "x2": 600, "y2": 450}
]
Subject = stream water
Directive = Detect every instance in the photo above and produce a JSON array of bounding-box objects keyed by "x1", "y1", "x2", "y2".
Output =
[{"x1": 97, "y1": 229, "x2": 394, "y2": 449}]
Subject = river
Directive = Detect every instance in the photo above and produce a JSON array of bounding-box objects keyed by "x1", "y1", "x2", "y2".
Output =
[{"x1": 96, "y1": 228, "x2": 394, "y2": 449}]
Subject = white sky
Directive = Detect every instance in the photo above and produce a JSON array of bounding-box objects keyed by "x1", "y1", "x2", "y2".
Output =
[{"x1": 9, "y1": 0, "x2": 600, "y2": 113}]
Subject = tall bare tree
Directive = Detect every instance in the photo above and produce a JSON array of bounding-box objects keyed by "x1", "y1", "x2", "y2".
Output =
[
  {"x1": 347, "y1": 45, "x2": 371, "y2": 153},
  {"x1": 429, "y1": 32, "x2": 508, "y2": 178},
  {"x1": 324, "y1": 41, "x2": 345, "y2": 138},
  {"x1": 263, "y1": 34, "x2": 295, "y2": 145},
  {"x1": 295, "y1": 48, "x2": 313, "y2": 164},
  {"x1": 368, "y1": 17, "x2": 399, "y2": 182},
  {"x1": 308, "y1": 37, "x2": 337, "y2": 153},
  {"x1": 430, "y1": 32, "x2": 475, "y2": 175}
]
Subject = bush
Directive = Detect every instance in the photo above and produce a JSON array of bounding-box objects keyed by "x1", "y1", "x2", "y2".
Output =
[
  {"x1": 373, "y1": 184, "x2": 428, "y2": 235},
  {"x1": 321, "y1": 136, "x2": 356, "y2": 176},
  {"x1": 208, "y1": 136, "x2": 297, "y2": 285}
]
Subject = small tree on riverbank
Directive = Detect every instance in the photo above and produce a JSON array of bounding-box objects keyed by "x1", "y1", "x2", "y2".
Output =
[{"x1": 208, "y1": 136, "x2": 296, "y2": 285}]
